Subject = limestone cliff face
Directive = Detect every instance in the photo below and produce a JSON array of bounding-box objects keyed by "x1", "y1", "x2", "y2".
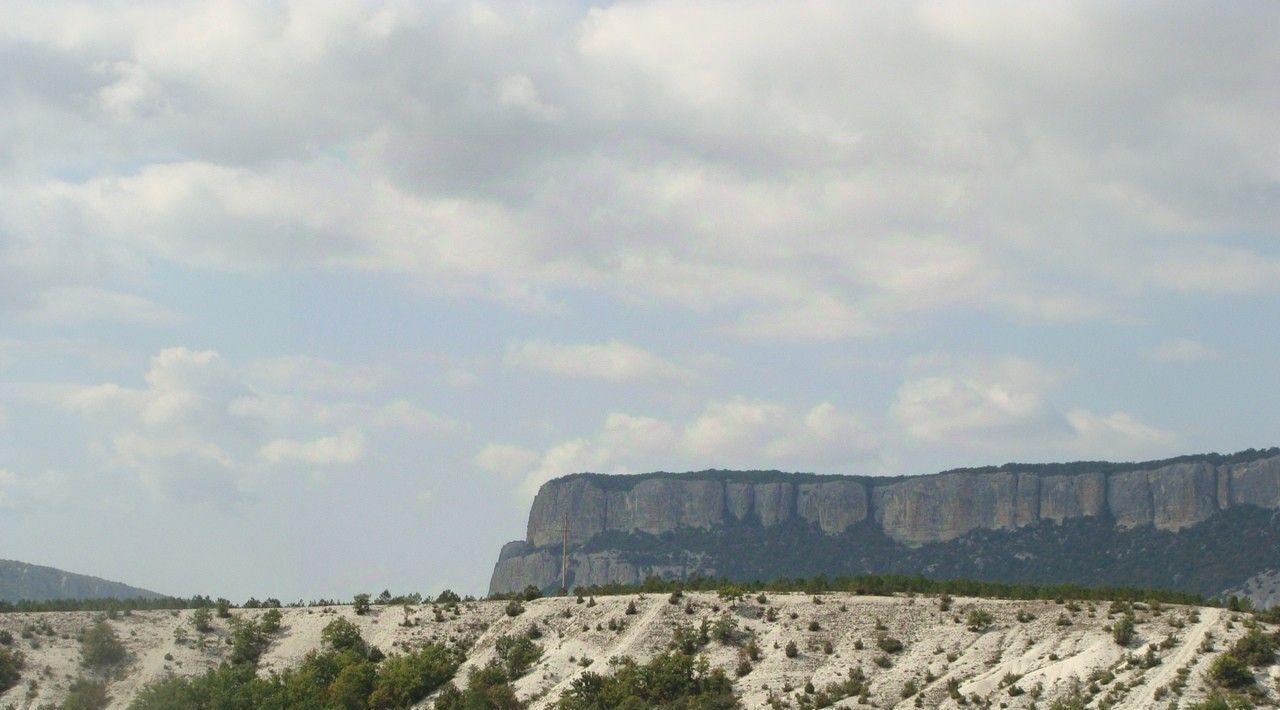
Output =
[{"x1": 490, "y1": 451, "x2": 1280, "y2": 594}]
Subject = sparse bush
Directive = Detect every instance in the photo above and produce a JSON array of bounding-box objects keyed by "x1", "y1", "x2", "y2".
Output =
[
  {"x1": 505, "y1": 599, "x2": 525, "y2": 617},
  {"x1": 495, "y1": 634, "x2": 543, "y2": 679},
  {"x1": 1229, "y1": 628, "x2": 1278, "y2": 667},
  {"x1": 877, "y1": 636, "x2": 904, "y2": 654},
  {"x1": 80, "y1": 620, "x2": 127, "y2": 668},
  {"x1": 1113, "y1": 613, "x2": 1136, "y2": 646},
  {"x1": 966, "y1": 609, "x2": 993, "y2": 631},
  {"x1": 321, "y1": 617, "x2": 369, "y2": 656},
  {"x1": 625, "y1": 600, "x2": 637, "y2": 615},
  {"x1": 0, "y1": 646, "x2": 24, "y2": 693},
  {"x1": 1208, "y1": 653, "x2": 1254, "y2": 689},
  {"x1": 353, "y1": 593, "x2": 372, "y2": 616},
  {"x1": 785, "y1": 641, "x2": 799, "y2": 658},
  {"x1": 259, "y1": 608, "x2": 283, "y2": 634},
  {"x1": 215, "y1": 598, "x2": 232, "y2": 618},
  {"x1": 191, "y1": 607, "x2": 212, "y2": 633},
  {"x1": 61, "y1": 677, "x2": 110, "y2": 710}
]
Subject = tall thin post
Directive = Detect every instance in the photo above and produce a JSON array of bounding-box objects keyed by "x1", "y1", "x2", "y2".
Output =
[{"x1": 560, "y1": 510, "x2": 569, "y2": 595}]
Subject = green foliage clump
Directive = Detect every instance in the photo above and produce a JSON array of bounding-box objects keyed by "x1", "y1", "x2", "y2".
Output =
[
  {"x1": 1187, "y1": 690, "x2": 1255, "y2": 709},
  {"x1": 130, "y1": 639, "x2": 459, "y2": 710},
  {"x1": 557, "y1": 651, "x2": 739, "y2": 709},
  {"x1": 966, "y1": 609, "x2": 994, "y2": 631},
  {"x1": 229, "y1": 618, "x2": 267, "y2": 666},
  {"x1": 321, "y1": 617, "x2": 369, "y2": 657},
  {"x1": 191, "y1": 607, "x2": 212, "y2": 633},
  {"x1": 367, "y1": 644, "x2": 461, "y2": 709},
  {"x1": 505, "y1": 599, "x2": 526, "y2": 617},
  {"x1": 81, "y1": 620, "x2": 128, "y2": 668},
  {"x1": 353, "y1": 593, "x2": 372, "y2": 616},
  {"x1": 215, "y1": 599, "x2": 232, "y2": 618},
  {"x1": 0, "y1": 646, "x2": 24, "y2": 693},
  {"x1": 259, "y1": 608, "x2": 283, "y2": 635},
  {"x1": 495, "y1": 634, "x2": 543, "y2": 680},
  {"x1": 435, "y1": 662, "x2": 524, "y2": 710},
  {"x1": 1228, "y1": 628, "x2": 1278, "y2": 667},
  {"x1": 61, "y1": 677, "x2": 111, "y2": 710},
  {"x1": 1112, "y1": 612, "x2": 1136, "y2": 646},
  {"x1": 1208, "y1": 653, "x2": 1255, "y2": 689},
  {"x1": 436, "y1": 589, "x2": 462, "y2": 604},
  {"x1": 877, "y1": 635, "x2": 904, "y2": 653}
]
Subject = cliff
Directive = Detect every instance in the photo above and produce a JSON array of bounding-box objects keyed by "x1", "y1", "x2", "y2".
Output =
[
  {"x1": 490, "y1": 448, "x2": 1280, "y2": 599},
  {"x1": 0, "y1": 559, "x2": 162, "y2": 603}
]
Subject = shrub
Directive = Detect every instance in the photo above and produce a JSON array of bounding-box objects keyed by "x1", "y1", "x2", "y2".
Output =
[
  {"x1": 711, "y1": 614, "x2": 739, "y2": 644},
  {"x1": 625, "y1": 600, "x2": 637, "y2": 615},
  {"x1": 785, "y1": 641, "x2": 799, "y2": 658},
  {"x1": 0, "y1": 630, "x2": 11, "y2": 645},
  {"x1": 495, "y1": 634, "x2": 543, "y2": 679},
  {"x1": 435, "y1": 662, "x2": 521, "y2": 710},
  {"x1": 367, "y1": 643, "x2": 460, "y2": 709},
  {"x1": 1187, "y1": 691, "x2": 1254, "y2": 709},
  {"x1": 0, "y1": 646, "x2": 24, "y2": 693},
  {"x1": 1229, "y1": 628, "x2": 1278, "y2": 666},
  {"x1": 61, "y1": 677, "x2": 110, "y2": 710},
  {"x1": 353, "y1": 593, "x2": 372, "y2": 616},
  {"x1": 259, "y1": 608, "x2": 283, "y2": 634},
  {"x1": 557, "y1": 651, "x2": 738, "y2": 710},
  {"x1": 505, "y1": 599, "x2": 526, "y2": 617},
  {"x1": 436, "y1": 589, "x2": 461, "y2": 604},
  {"x1": 81, "y1": 620, "x2": 128, "y2": 668},
  {"x1": 321, "y1": 617, "x2": 369, "y2": 656},
  {"x1": 1113, "y1": 613, "x2": 1136, "y2": 646},
  {"x1": 807, "y1": 620, "x2": 820, "y2": 632},
  {"x1": 191, "y1": 607, "x2": 212, "y2": 633},
  {"x1": 229, "y1": 618, "x2": 267, "y2": 666},
  {"x1": 1208, "y1": 653, "x2": 1254, "y2": 689},
  {"x1": 877, "y1": 636, "x2": 904, "y2": 654},
  {"x1": 966, "y1": 609, "x2": 993, "y2": 631},
  {"x1": 215, "y1": 598, "x2": 232, "y2": 618}
]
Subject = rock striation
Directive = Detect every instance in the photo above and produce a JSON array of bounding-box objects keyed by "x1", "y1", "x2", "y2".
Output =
[{"x1": 490, "y1": 450, "x2": 1280, "y2": 596}]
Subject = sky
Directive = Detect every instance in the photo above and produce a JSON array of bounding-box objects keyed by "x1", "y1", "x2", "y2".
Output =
[{"x1": 0, "y1": 0, "x2": 1277, "y2": 602}]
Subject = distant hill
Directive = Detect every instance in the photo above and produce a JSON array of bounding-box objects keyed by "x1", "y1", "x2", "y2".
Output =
[{"x1": 0, "y1": 559, "x2": 162, "y2": 603}]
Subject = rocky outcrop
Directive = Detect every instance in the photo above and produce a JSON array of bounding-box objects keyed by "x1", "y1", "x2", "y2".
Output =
[{"x1": 491, "y1": 450, "x2": 1280, "y2": 594}]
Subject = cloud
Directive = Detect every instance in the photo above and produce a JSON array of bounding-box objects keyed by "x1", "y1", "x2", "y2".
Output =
[
  {"x1": 0, "y1": 469, "x2": 67, "y2": 510},
  {"x1": 1146, "y1": 338, "x2": 1222, "y2": 363},
  {"x1": 59, "y1": 347, "x2": 432, "y2": 499},
  {"x1": 505, "y1": 340, "x2": 695, "y2": 382},
  {"x1": 0, "y1": 2, "x2": 1274, "y2": 335},
  {"x1": 892, "y1": 356, "x2": 1176, "y2": 459},
  {"x1": 483, "y1": 398, "x2": 877, "y2": 498},
  {"x1": 258, "y1": 431, "x2": 365, "y2": 466}
]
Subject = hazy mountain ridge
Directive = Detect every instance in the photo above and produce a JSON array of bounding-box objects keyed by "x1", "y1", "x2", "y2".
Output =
[
  {"x1": 0, "y1": 559, "x2": 162, "y2": 603},
  {"x1": 490, "y1": 449, "x2": 1280, "y2": 602}
]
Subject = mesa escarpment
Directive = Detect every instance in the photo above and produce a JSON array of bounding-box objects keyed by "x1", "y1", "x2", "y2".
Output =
[{"x1": 490, "y1": 449, "x2": 1280, "y2": 598}]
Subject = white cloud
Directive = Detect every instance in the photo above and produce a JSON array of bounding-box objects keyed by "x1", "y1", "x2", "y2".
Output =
[
  {"x1": 0, "y1": 2, "x2": 1273, "y2": 335},
  {"x1": 506, "y1": 340, "x2": 694, "y2": 382},
  {"x1": 485, "y1": 398, "x2": 877, "y2": 498},
  {"x1": 0, "y1": 469, "x2": 67, "y2": 510},
  {"x1": 892, "y1": 356, "x2": 1177, "y2": 459},
  {"x1": 475, "y1": 444, "x2": 540, "y2": 478},
  {"x1": 60, "y1": 347, "x2": 419, "y2": 499},
  {"x1": 1147, "y1": 338, "x2": 1222, "y2": 363},
  {"x1": 258, "y1": 431, "x2": 365, "y2": 466}
]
